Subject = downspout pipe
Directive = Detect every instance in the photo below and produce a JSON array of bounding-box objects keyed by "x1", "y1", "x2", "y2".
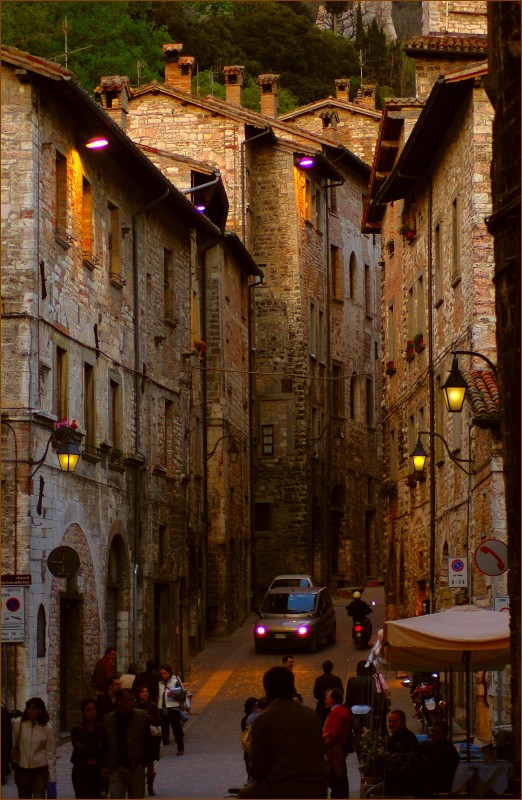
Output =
[
  {"x1": 181, "y1": 171, "x2": 221, "y2": 196},
  {"x1": 427, "y1": 175, "x2": 436, "y2": 614},
  {"x1": 131, "y1": 187, "x2": 169, "y2": 662}
]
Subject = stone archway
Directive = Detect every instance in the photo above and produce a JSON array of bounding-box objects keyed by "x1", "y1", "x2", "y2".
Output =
[
  {"x1": 106, "y1": 526, "x2": 131, "y2": 674},
  {"x1": 48, "y1": 523, "x2": 99, "y2": 733}
]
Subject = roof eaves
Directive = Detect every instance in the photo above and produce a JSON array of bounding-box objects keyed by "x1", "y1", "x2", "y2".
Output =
[
  {"x1": 223, "y1": 231, "x2": 263, "y2": 278},
  {"x1": 374, "y1": 75, "x2": 474, "y2": 204}
]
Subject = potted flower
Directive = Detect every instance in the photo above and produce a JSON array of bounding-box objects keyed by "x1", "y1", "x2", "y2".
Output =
[
  {"x1": 54, "y1": 418, "x2": 80, "y2": 443},
  {"x1": 193, "y1": 339, "x2": 206, "y2": 358},
  {"x1": 414, "y1": 332, "x2": 425, "y2": 353},
  {"x1": 406, "y1": 473, "x2": 417, "y2": 488},
  {"x1": 386, "y1": 239, "x2": 395, "y2": 255},
  {"x1": 359, "y1": 730, "x2": 386, "y2": 785},
  {"x1": 405, "y1": 340, "x2": 415, "y2": 361},
  {"x1": 399, "y1": 222, "x2": 416, "y2": 241},
  {"x1": 385, "y1": 360, "x2": 396, "y2": 376}
]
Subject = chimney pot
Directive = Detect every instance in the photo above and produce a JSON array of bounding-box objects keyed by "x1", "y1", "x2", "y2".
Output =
[
  {"x1": 257, "y1": 74, "x2": 280, "y2": 118},
  {"x1": 335, "y1": 78, "x2": 349, "y2": 101},
  {"x1": 354, "y1": 83, "x2": 377, "y2": 109},
  {"x1": 94, "y1": 76, "x2": 133, "y2": 131},
  {"x1": 224, "y1": 66, "x2": 246, "y2": 106},
  {"x1": 163, "y1": 43, "x2": 194, "y2": 91}
]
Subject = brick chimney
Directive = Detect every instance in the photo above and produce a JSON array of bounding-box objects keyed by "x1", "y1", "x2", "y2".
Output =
[
  {"x1": 163, "y1": 44, "x2": 194, "y2": 92},
  {"x1": 335, "y1": 78, "x2": 350, "y2": 101},
  {"x1": 257, "y1": 74, "x2": 280, "y2": 117},
  {"x1": 94, "y1": 76, "x2": 133, "y2": 131},
  {"x1": 223, "y1": 66, "x2": 246, "y2": 106},
  {"x1": 319, "y1": 109, "x2": 339, "y2": 142},
  {"x1": 354, "y1": 84, "x2": 377, "y2": 109}
]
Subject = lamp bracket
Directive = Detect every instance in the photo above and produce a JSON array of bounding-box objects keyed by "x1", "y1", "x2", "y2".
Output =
[{"x1": 417, "y1": 430, "x2": 476, "y2": 475}]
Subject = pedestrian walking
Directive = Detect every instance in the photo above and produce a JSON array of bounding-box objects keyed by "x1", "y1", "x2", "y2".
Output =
[
  {"x1": 133, "y1": 661, "x2": 160, "y2": 705},
  {"x1": 103, "y1": 688, "x2": 153, "y2": 799},
  {"x1": 11, "y1": 697, "x2": 56, "y2": 800},
  {"x1": 135, "y1": 684, "x2": 161, "y2": 796},
  {"x1": 313, "y1": 660, "x2": 343, "y2": 725},
  {"x1": 120, "y1": 664, "x2": 139, "y2": 691},
  {"x1": 158, "y1": 664, "x2": 186, "y2": 755},
  {"x1": 70, "y1": 698, "x2": 106, "y2": 799},
  {"x1": 96, "y1": 676, "x2": 122, "y2": 721},
  {"x1": 344, "y1": 660, "x2": 375, "y2": 757},
  {"x1": 237, "y1": 666, "x2": 327, "y2": 799},
  {"x1": 91, "y1": 647, "x2": 117, "y2": 698},
  {"x1": 323, "y1": 688, "x2": 351, "y2": 799}
]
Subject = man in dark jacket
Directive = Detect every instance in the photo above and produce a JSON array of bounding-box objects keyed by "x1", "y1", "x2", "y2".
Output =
[
  {"x1": 345, "y1": 661, "x2": 375, "y2": 756},
  {"x1": 345, "y1": 592, "x2": 373, "y2": 623},
  {"x1": 313, "y1": 660, "x2": 344, "y2": 725},
  {"x1": 419, "y1": 721, "x2": 459, "y2": 796},
  {"x1": 385, "y1": 709, "x2": 421, "y2": 796},
  {"x1": 91, "y1": 647, "x2": 116, "y2": 698},
  {"x1": 103, "y1": 688, "x2": 152, "y2": 799},
  {"x1": 238, "y1": 667, "x2": 327, "y2": 799}
]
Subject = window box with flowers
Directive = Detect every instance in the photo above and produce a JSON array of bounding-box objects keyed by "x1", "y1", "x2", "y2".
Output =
[
  {"x1": 53, "y1": 418, "x2": 82, "y2": 447},
  {"x1": 414, "y1": 332, "x2": 425, "y2": 353},
  {"x1": 385, "y1": 360, "x2": 396, "y2": 376},
  {"x1": 386, "y1": 239, "x2": 395, "y2": 255},
  {"x1": 405, "y1": 340, "x2": 415, "y2": 361},
  {"x1": 108, "y1": 447, "x2": 125, "y2": 471},
  {"x1": 399, "y1": 222, "x2": 416, "y2": 242}
]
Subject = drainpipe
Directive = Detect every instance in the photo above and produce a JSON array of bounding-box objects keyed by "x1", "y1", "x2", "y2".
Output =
[
  {"x1": 248, "y1": 277, "x2": 265, "y2": 607},
  {"x1": 131, "y1": 188, "x2": 169, "y2": 662},
  {"x1": 427, "y1": 176, "x2": 436, "y2": 614},
  {"x1": 181, "y1": 171, "x2": 221, "y2": 198}
]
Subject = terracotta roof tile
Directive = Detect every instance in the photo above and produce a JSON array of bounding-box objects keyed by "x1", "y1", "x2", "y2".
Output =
[
  {"x1": 94, "y1": 75, "x2": 133, "y2": 96},
  {"x1": 462, "y1": 370, "x2": 501, "y2": 423},
  {"x1": 405, "y1": 34, "x2": 488, "y2": 54}
]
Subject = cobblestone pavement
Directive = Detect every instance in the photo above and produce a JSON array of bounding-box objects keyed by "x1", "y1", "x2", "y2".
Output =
[{"x1": 2, "y1": 587, "x2": 420, "y2": 798}]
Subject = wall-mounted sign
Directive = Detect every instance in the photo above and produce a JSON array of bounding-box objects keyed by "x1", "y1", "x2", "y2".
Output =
[
  {"x1": 474, "y1": 539, "x2": 508, "y2": 576},
  {"x1": 493, "y1": 596, "x2": 510, "y2": 613},
  {"x1": 1, "y1": 584, "x2": 25, "y2": 642},
  {"x1": 448, "y1": 557, "x2": 468, "y2": 587}
]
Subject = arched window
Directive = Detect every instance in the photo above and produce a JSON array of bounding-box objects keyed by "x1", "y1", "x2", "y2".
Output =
[{"x1": 37, "y1": 604, "x2": 46, "y2": 657}]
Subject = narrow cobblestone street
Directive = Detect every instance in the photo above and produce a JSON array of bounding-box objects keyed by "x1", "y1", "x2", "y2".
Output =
[{"x1": 3, "y1": 588, "x2": 421, "y2": 799}]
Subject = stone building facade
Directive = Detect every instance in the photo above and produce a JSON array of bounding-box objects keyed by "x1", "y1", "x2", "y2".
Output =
[
  {"x1": 1, "y1": 45, "x2": 257, "y2": 725},
  {"x1": 124, "y1": 45, "x2": 383, "y2": 602},
  {"x1": 485, "y1": 0, "x2": 521, "y2": 767},
  {"x1": 363, "y1": 14, "x2": 508, "y2": 735}
]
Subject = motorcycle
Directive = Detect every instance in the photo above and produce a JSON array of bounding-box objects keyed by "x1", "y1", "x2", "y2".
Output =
[
  {"x1": 409, "y1": 673, "x2": 445, "y2": 730},
  {"x1": 351, "y1": 616, "x2": 372, "y2": 648}
]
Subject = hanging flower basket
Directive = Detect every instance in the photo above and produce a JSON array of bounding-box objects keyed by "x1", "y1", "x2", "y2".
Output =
[
  {"x1": 414, "y1": 333, "x2": 425, "y2": 353},
  {"x1": 385, "y1": 360, "x2": 396, "y2": 376},
  {"x1": 406, "y1": 473, "x2": 417, "y2": 488},
  {"x1": 386, "y1": 239, "x2": 395, "y2": 255},
  {"x1": 193, "y1": 339, "x2": 206, "y2": 359},
  {"x1": 405, "y1": 340, "x2": 415, "y2": 361}
]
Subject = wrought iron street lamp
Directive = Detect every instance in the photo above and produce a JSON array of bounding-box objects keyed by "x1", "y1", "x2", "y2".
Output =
[
  {"x1": 442, "y1": 350, "x2": 498, "y2": 413},
  {"x1": 31, "y1": 433, "x2": 81, "y2": 477}
]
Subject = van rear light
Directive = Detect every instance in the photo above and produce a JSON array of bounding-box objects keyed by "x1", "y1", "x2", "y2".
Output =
[
  {"x1": 297, "y1": 625, "x2": 309, "y2": 636},
  {"x1": 256, "y1": 626, "x2": 267, "y2": 636}
]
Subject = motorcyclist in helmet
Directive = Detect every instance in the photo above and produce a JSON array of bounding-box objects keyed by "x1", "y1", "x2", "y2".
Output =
[{"x1": 345, "y1": 591, "x2": 373, "y2": 622}]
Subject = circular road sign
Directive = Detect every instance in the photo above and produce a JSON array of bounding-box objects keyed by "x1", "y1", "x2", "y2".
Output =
[
  {"x1": 474, "y1": 539, "x2": 508, "y2": 577},
  {"x1": 451, "y1": 559, "x2": 465, "y2": 573}
]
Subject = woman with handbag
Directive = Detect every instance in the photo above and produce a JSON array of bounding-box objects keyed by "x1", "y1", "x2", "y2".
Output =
[
  {"x1": 135, "y1": 684, "x2": 161, "y2": 796},
  {"x1": 11, "y1": 697, "x2": 56, "y2": 799},
  {"x1": 158, "y1": 664, "x2": 186, "y2": 755},
  {"x1": 70, "y1": 698, "x2": 106, "y2": 799}
]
